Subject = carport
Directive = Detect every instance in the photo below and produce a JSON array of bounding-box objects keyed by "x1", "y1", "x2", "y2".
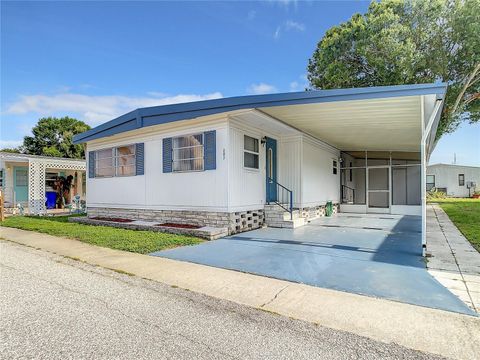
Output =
[
  {"x1": 152, "y1": 213, "x2": 475, "y2": 315},
  {"x1": 257, "y1": 84, "x2": 445, "y2": 256}
]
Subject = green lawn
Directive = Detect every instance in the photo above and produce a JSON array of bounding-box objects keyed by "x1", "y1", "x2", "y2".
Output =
[
  {"x1": 1, "y1": 215, "x2": 203, "y2": 254},
  {"x1": 432, "y1": 198, "x2": 480, "y2": 252}
]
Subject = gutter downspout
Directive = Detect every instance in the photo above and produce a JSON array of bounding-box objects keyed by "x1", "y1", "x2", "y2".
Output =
[{"x1": 421, "y1": 100, "x2": 443, "y2": 256}]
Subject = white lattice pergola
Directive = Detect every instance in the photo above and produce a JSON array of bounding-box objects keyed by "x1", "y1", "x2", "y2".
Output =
[{"x1": 28, "y1": 158, "x2": 86, "y2": 214}]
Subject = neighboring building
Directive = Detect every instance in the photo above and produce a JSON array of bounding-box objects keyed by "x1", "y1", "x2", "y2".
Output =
[
  {"x1": 0, "y1": 152, "x2": 86, "y2": 212},
  {"x1": 427, "y1": 163, "x2": 480, "y2": 197},
  {"x1": 74, "y1": 83, "x2": 447, "y2": 254}
]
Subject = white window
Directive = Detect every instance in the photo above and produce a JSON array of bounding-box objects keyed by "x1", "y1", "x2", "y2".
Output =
[
  {"x1": 244, "y1": 135, "x2": 259, "y2": 169},
  {"x1": 426, "y1": 175, "x2": 435, "y2": 191},
  {"x1": 172, "y1": 133, "x2": 204, "y2": 172},
  {"x1": 95, "y1": 145, "x2": 136, "y2": 177},
  {"x1": 332, "y1": 160, "x2": 338, "y2": 175},
  {"x1": 95, "y1": 148, "x2": 115, "y2": 177},
  {"x1": 115, "y1": 145, "x2": 136, "y2": 176}
]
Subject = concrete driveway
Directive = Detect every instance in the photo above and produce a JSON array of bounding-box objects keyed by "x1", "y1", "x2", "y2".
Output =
[{"x1": 152, "y1": 213, "x2": 475, "y2": 315}]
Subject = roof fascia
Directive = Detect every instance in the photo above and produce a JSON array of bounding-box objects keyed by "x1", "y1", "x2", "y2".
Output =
[{"x1": 74, "y1": 83, "x2": 448, "y2": 144}]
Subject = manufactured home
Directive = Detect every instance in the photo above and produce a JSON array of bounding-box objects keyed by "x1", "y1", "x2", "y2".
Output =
[
  {"x1": 0, "y1": 152, "x2": 86, "y2": 213},
  {"x1": 73, "y1": 83, "x2": 447, "y2": 254},
  {"x1": 427, "y1": 163, "x2": 480, "y2": 197}
]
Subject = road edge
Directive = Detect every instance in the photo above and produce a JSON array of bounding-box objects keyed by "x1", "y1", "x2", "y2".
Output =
[{"x1": 1, "y1": 226, "x2": 479, "y2": 360}]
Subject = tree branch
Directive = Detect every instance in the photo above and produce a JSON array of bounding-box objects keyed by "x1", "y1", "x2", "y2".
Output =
[{"x1": 451, "y1": 62, "x2": 480, "y2": 115}]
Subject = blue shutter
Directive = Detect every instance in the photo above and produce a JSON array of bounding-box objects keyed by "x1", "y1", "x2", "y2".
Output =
[
  {"x1": 88, "y1": 151, "x2": 95, "y2": 178},
  {"x1": 135, "y1": 143, "x2": 145, "y2": 175},
  {"x1": 204, "y1": 130, "x2": 216, "y2": 170},
  {"x1": 163, "y1": 137, "x2": 172, "y2": 173}
]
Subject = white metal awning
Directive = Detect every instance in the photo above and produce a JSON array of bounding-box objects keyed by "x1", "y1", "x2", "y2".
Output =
[{"x1": 258, "y1": 94, "x2": 440, "y2": 152}]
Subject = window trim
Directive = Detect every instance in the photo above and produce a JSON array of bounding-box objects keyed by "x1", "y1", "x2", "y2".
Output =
[
  {"x1": 94, "y1": 144, "x2": 137, "y2": 178},
  {"x1": 171, "y1": 132, "x2": 205, "y2": 173},
  {"x1": 459, "y1": 173, "x2": 465, "y2": 186},
  {"x1": 332, "y1": 159, "x2": 338, "y2": 175},
  {"x1": 243, "y1": 134, "x2": 260, "y2": 171}
]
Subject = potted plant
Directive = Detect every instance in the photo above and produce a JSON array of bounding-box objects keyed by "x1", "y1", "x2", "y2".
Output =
[
  {"x1": 53, "y1": 175, "x2": 74, "y2": 208},
  {"x1": 472, "y1": 191, "x2": 480, "y2": 199}
]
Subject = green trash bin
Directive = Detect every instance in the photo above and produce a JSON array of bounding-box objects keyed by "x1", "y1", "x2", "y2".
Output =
[{"x1": 325, "y1": 201, "x2": 333, "y2": 217}]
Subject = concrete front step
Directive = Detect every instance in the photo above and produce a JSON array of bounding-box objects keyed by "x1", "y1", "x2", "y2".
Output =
[
  {"x1": 265, "y1": 217, "x2": 306, "y2": 229},
  {"x1": 264, "y1": 204, "x2": 307, "y2": 229},
  {"x1": 264, "y1": 212, "x2": 302, "y2": 221}
]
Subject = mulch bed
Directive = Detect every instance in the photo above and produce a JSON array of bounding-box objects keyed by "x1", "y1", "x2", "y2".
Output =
[
  {"x1": 155, "y1": 223, "x2": 201, "y2": 229},
  {"x1": 91, "y1": 217, "x2": 135, "y2": 223}
]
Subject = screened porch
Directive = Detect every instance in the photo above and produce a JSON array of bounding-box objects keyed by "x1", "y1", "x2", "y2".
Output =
[{"x1": 340, "y1": 151, "x2": 421, "y2": 215}]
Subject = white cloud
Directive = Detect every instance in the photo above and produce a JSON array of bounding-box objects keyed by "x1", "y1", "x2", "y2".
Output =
[
  {"x1": 273, "y1": 20, "x2": 305, "y2": 39},
  {"x1": 247, "y1": 10, "x2": 256, "y2": 21},
  {"x1": 289, "y1": 81, "x2": 300, "y2": 91},
  {"x1": 289, "y1": 74, "x2": 309, "y2": 92},
  {"x1": 268, "y1": 0, "x2": 299, "y2": 10},
  {"x1": 285, "y1": 20, "x2": 305, "y2": 32},
  {"x1": 5, "y1": 92, "x2": 223, "y2": 126},
  {"x1": 0, "y1": 140, "x2": 23, "y2": 149},
  {"x1": 247, "y1": 83, "x2": 278, "y2": 95},
  {"x1": 274, "y1": 26, "x2": 281, "y2": 39}
]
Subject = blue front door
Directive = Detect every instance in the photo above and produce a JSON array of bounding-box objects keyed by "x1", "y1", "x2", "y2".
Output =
[
  {"x1": 265, "y1": 137, "x2": 277, "y2": 202},
  {"x1": 14, "y1": 167, "x2": 29, "y2": 203}
]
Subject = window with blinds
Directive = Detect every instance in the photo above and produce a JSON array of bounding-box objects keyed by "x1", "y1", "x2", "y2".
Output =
[
  {"x1": 172, "y1": 133, "x2": 204, "y2": 172},
  {"x1": 94, "y1": 145, "x2": 137, "y2": 177}
]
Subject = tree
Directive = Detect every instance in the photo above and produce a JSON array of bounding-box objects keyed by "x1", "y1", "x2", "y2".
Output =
[
  {"x1": 0, "y1": 148, "x2": 21, "y2": 153},
  {"x1": 307, "y1": 0, "x2": 480, "y2": 138},
  {"x1": 21, "y1": 117, "x2": 91, "y2": 159}
]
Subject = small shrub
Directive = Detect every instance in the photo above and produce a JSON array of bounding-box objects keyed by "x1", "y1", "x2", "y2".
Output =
[{"x1": 427, "y1": 189, "x2": 447, "y2": 200}]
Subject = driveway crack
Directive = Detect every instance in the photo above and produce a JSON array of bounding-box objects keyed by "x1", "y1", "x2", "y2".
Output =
[{"x1": 260, "y1": 285, "x2": 289, "y2": 308}]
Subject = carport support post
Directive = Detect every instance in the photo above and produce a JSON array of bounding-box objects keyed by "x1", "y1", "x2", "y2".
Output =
[
  {"x1": 421, "y1": 100, "x2": 443, "y2": 257},
  {"x1": 421, "y1": 139, "x2": 427, "y2": 257}
]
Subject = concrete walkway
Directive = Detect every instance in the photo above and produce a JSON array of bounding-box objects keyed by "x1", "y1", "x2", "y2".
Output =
[
  {"x1": 1, "y1": 226, "x2": 480, "y2": 360},
  {"x1": 427, "y1": 204, "x2": 480, "y2": 312}
]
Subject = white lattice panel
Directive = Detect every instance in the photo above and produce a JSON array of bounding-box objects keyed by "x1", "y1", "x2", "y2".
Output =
[
  {"x1": 27, "y1": 159, "x2": 86, "y2": 214},
  {"x1": 29, "y1": 161, "x2": 47, "y2": 214},
  {"x1": 38, "y1": 159, "x2": 86, "y2": 171}
]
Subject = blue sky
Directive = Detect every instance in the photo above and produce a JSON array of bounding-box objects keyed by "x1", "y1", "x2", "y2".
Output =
[{"x1": 1, "y1": 1, "x2": 479, "y2": 165}]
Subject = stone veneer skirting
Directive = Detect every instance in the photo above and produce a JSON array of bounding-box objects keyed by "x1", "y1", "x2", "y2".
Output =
[{"x1": 87, "y1": 207, "x2": 264, "y2": 235}]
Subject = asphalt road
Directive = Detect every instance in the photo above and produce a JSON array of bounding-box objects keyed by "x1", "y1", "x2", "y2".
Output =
[{"x1": 0, "y1": 240, "x2": 444, "y2": 360}]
